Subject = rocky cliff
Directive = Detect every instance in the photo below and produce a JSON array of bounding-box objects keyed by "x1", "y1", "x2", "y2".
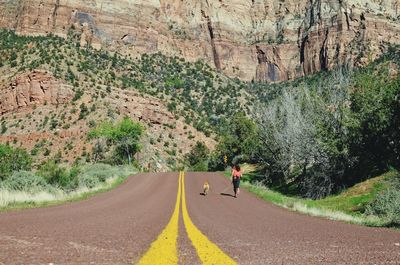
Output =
[
  {"x1": 0, "y1": 0, "x2": 399, "y2": 82},
  {"x1": 0, "y1": 70, "x2": 73, "y2": 114}
]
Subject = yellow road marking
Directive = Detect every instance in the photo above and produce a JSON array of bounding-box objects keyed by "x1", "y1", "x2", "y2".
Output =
[
  {"x1": 181, "y1": 171, "x2": 238, "y2": 265},
  {"x1": 136, "y1": 173, "x2": 182, "y2": 265}
]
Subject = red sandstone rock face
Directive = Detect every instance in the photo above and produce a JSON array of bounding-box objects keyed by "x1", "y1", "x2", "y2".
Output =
[
  {"x1": 0, "y1": 70, "x2": 73, "y2": 114},
  {"x1": 0, "y1": 0, "x2": 399, "y2": 82}
]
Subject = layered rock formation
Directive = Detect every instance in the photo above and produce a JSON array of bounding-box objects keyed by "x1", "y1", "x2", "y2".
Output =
[
  {"x1": 0, "y1": 0, "x2": 399, "y2": 82},
  {"x1": 0, "y1": 70, "x2": 73, "y2": 114}
]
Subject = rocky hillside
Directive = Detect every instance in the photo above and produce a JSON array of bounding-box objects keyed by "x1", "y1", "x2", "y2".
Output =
[
  {"x1": 0, "y1": 31, "x2": 224, "y2": 171},
  {"x1": 0, "y1": 0, "x2": 399, "y2": 83}
]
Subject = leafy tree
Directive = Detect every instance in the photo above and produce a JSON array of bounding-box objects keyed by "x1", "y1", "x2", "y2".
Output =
[
  {"x1": 346, "y1": 67, "x2": 400, "y2": 177},
  {"x1": 209, "y1": 113, "x2": 261, "y2": 170},
  {"x1": 89, "y1": 117, "x2": 144, "y2": 164},
  {"x1": 185, "y1": 141, "x2": 209, "y2": 171}
]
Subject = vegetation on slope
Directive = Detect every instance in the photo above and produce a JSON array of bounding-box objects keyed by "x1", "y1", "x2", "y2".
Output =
[
  {"x1": 0, "y1": 29, "x2": 250, "y2": 137},
  {"x1": 0, "y1": 29, "x2": 247, "y2": 170}
]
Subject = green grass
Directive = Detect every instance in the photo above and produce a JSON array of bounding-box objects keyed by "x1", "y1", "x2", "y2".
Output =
[
  {"x1": 302, "y1": 172, "x2": 393, "y2": 214},
  {"x1": 224, "y1": 167, "x2": 397, "y2": 227}
]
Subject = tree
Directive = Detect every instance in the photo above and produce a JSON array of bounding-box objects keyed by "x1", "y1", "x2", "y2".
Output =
[
  {"x1": 185, "y1": 141, "x2": 210, "y2": 171},
  {"x1": 347, "y1": 67, "x2": 400, "y2": 176},
  {"x1": 209, "y1": 112, "x2": 261, "y2": 171},
  {"x1": 255, "y1": 77, "x2": 351, "y2": 198},
  {"x1": 89, "y1": 117, "x2": 144, "y2": 164},
  {"x1": 0, "y1": 144, "x2": 31, "y2": 180},
  {"x1": 230, "y1": 112, "x2": 260, "y2": 161},
  {"x1": 185, "y1": 141, "x2": 209, "y2": 171}
]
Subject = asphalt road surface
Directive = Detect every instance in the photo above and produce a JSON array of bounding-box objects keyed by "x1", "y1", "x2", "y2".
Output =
[{"x1": 0, "y1": 172, "x2": 399, "y2": 264}]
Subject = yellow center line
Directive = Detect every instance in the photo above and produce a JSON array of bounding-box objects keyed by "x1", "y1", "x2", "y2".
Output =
[
  {"x1": 181, "y1": 171, "x2": 238, "y2": 265},
  {"x1": 136, "y1": 172, "x2": 182, "y2": 265}
]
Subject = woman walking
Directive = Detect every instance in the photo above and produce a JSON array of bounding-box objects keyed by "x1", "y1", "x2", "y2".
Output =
[{"x1": 231, "y1": 164, "x2": 243, "y2": 198}]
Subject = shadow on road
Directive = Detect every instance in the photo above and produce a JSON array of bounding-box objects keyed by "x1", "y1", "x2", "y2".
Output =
[{"x1": 220, "y1": 193, "x2": 235, "y2": 197}]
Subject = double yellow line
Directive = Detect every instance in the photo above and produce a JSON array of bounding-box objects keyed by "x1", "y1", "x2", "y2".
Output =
[
  {"x1": 136, "y1": 172, "x2": 182, "y2": 265},
  {"x1": 137, "y1": 172, "x2": 237, "y2": 265}
]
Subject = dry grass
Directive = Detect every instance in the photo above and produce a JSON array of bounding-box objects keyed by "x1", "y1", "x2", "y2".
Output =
[
  {"x1": 0, "y1": 176, "x2": 120, "y2": 209},
  {"x1": 289, "y1": 202, "x2": 378, "y2": 225},
  {"x1": 340, "y1": 175, "x2": 386, "y2": 197},
  {"x1": 241, "y1": 164, "x2": 259, "y2": 174},
  {"x1": 0, "y1": 189, "x2": 64, "y2": 207}
]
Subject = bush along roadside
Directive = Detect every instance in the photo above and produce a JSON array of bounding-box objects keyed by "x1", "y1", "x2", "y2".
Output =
[
  {"x1": 0, "y1": 163, "x2": 137, "y2": 210},
  {"x1": 365, "y1": 171, "x2": 400, "y2": 226},
  {"x1": 225, "y1": 167, "x2": 399, "y2": 228}
]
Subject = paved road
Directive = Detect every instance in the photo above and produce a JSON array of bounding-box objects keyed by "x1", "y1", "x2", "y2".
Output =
[{"x1": 0, "y1": 172, "x2": 399, "y2": 264}]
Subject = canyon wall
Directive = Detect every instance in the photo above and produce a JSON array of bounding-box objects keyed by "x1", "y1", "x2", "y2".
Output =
[{"x1": 0, "y1": 0, "x2": 399, "y2": 82}]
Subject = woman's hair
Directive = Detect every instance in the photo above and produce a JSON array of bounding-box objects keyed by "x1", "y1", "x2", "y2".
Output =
[{"x1": 235, "y1": 164, "x2": 241, "y2": 171}]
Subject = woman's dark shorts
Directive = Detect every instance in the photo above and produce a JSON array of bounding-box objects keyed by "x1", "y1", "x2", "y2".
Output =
[{"x1": 233, "y1": 179, "x2": 240, "y2": 189}]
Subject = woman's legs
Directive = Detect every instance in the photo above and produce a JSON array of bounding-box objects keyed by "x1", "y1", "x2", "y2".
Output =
[{"x1": 233, "y1": 180, "x2": 240, "y2": 197}]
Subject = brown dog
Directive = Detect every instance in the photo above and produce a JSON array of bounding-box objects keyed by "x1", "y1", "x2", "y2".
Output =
[{"x1": 203, "y1": 181, "x2": 210, "y2": 195}]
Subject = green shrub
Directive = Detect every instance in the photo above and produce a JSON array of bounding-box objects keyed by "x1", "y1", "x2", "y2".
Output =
[
  {"x1": 366, "y1": 188, "x2": 400, "y2": 225},
  {"x1": 1, "y1": 171, "x2": 48, "y2": 191},
  {"x1": 0, "y1": 145, "x2": 31, "y2": 180},
  {"x1": 1, "y1": 122, "x2": 7, "y2": 134},
  {"x1": 77, "y1": 163, "x2": 136, "y2": 187},
  {"x1": 30, "y1": 147, "x2": 39, "y2": 156},
  {"x1": 79, "y1": 163, "x2": 114, "y2": 182},
  {"x1": 72, "y1": 89, "x2": 83, "y2": 101},
  {"x1": 191, "y1": 160, "x2": 209, "y2": 172},
  {"x1": 78, "y1": 174, "x2": 100, "y2": 188},
  {"x1": 79, "y1": 103, "x2": 89, "y2": 120},
  {"x1": 38, "y1": 160, "x2": 76, "y2": 189}
]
